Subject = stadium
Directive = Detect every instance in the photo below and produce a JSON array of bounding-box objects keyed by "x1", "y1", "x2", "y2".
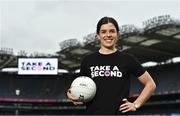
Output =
[{"x1": 0, "y1": 14, "x2": 180, "y2": 115}]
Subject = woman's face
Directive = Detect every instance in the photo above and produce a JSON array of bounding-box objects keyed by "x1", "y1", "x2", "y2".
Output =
[{"x1": 97, "y1": 22, "x2": 119, "y2": 49}]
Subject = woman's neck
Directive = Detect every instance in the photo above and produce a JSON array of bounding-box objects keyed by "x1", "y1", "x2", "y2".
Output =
[{"x1": 99, "y1": 47, "x2": 117, "y2": 55}]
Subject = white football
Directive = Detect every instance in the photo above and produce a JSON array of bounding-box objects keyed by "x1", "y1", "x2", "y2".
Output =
[{"x1": 70, "y1": 76, "x2": 96, "y2": 102}]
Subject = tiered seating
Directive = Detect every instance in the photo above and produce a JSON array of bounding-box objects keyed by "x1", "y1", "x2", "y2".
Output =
[
  {"x1": 0, "y1": 73, "x2": 76, "y2": 101},
  {"x1": 0, "y1": 63, "x2": 180, "y2": 101},
  {"x1": 130, "y1": 63, "x2": 180, "y2": 96}
]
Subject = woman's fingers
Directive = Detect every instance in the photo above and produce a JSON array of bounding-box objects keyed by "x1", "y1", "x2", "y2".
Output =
[
  {"x1": 122, "y1": 98, "x2": 128, "y2": 102},
  {"x1": 67, "y1": 89, "x2": 84, "y2": 105},
  {"x1": 67, "y1": 89, "x2": 77, "y2": 101},
  {"x1": 73, "y1": 101, "x2": 84, "y2": 105},
  {"x1": 119, "y1": 98, "x2": 136, "y2": 113}
]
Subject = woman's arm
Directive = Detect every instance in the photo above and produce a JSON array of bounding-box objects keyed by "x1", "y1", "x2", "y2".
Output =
[
  {"x1": 133, "y1": 71, "x2": 156, "y2": 109},
  {"x1": 119, "y1": 71, "x2": 156, "y2": 113}
]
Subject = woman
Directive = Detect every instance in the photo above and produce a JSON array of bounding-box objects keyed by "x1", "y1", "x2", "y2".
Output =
[{"x1": 67, "y1": 16, "x2": 156, "y2": 115}]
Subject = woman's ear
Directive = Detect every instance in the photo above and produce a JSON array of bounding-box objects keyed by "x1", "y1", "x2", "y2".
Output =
[{"x1": 96, "y1": 34, "x2": 100, "y2": 40}]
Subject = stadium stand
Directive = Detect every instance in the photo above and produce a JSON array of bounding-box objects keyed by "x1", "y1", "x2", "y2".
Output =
[
  {"x1": 0, "y1": 63, "x2": 180, "y2": 115},
  {"x1": 0, "y1": 15, "x2": 180, "y2": 114}
]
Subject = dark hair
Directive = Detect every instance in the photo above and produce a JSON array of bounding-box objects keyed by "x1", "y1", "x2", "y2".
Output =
[{"x1": 96, "y1": 16, "x2": 119, "y2": 34}]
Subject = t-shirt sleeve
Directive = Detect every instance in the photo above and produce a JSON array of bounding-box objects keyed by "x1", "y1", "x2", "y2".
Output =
[
  {"x1": 79, "y1": 57, "x2": 89, "y2": 76},
  {"x1": 128, "y1": 54, "x2": 146, "y2": 78}
]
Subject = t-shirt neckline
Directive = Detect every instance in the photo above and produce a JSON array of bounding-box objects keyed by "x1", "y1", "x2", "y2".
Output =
[{"x1": 98, "y1": 50, "x2": 119, "y2": 57}]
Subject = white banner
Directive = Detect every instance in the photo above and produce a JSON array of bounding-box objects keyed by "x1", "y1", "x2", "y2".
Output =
[{"x1": 18, "y1": 58, "x2": 58, "y2": 75}]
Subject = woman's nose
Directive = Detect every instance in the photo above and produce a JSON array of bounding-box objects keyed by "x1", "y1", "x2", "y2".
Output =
[{"x1": 107, "y1": 32, "x2": 111, "y2": 37}]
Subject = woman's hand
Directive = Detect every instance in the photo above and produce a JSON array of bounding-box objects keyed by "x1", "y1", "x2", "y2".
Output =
[
  {"x1": 119, "y1": 98, "x2": 137, "y2": 113},
  {"x1": 67, "y1": 89, "x2": 84, "y2": 105}
]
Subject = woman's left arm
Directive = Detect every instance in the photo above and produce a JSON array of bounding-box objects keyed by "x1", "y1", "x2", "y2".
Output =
[
  {"x1": 133, "y1": 71, "x2": 156, "y2": 109},
  {"x1": 119, "y1": 71, "x2": 156, "y2": 113}
]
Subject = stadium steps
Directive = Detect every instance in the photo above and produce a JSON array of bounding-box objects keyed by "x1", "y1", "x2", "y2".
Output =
[{"x1": 0, "y1": 56, "x2": 16, "y2": 69}]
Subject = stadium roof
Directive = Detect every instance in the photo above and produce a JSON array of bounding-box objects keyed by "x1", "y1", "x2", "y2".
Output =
[
  {"x1": 57, "y1": 15, "x2": 180, "y2": 72},
  {"x1": 1, "y1": 15, "x2": 180, "y2": 73}
]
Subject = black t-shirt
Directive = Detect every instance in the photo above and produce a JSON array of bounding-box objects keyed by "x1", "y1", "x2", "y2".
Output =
[{"x1": 80, "y1": 50, "x2": 145, "y2": 115}]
